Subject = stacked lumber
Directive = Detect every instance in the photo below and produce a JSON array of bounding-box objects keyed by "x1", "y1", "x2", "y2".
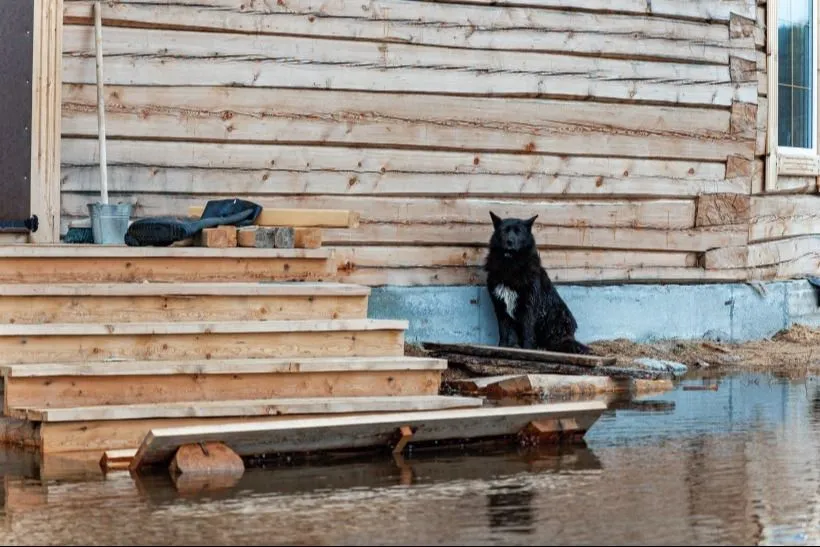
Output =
[
  {"x1": 188, "y1": 205, "x2": 359, "y2": 250},
  {"x1": 423, "y1": 343, "x2": 677, "y2": 400}
]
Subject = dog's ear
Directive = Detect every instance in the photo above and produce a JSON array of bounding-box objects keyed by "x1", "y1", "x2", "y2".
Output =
[
  {"x1": 524, "y1": 215, "x2": 538, "y2": 230},
  {"x1": 489, "y1": 211, "x2": 502, "y2": 230}
]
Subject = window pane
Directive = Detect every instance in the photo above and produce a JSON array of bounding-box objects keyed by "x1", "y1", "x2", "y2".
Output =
[
  {"x1": 780, "y1": 84, "x2": 794, "y2": 147},
  {"x1": 778, "y1": 0, "x2": 815, "y2": 150}
]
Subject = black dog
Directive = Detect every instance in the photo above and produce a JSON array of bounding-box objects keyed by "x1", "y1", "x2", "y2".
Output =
[{"x1": 484, "y1": 211, "x2": 592, "y2": 355}]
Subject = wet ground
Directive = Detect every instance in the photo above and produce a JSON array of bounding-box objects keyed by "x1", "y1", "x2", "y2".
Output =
[{"x1": 0, "y1": 371, "x2": 818, "y2": 546}]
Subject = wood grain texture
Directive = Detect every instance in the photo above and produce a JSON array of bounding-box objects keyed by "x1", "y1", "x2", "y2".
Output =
[
  {"x1": 0, "y1": 328, "x2": 405, "y2": 365},
  {"x1": 704, "y1": 235, "x2": 820, "y2": 270},
  {"x1": 12, "y1": 395, "x2": 482, "y2": 422},
  {"x1": 61, "y1": 138, "x2": 747, "y2": 198},
  {"x1": 64, "y1": 194, "x2": 698, "y2": 230},
  {"x1": 749, "y1": 195, "x2": 820, "y2": 241},
  {"x1": 63, "y1": 0, "x2": 753, "y2": 64},
  {"x1": 129, "y1": 401, "x2": 607, "y2": 467},
  {"x1": 60, "y1": 85, "x2": 754, "y2": 161},
  {"x1": 61, "y1": 25, "x2": 757, "y2": 105}
]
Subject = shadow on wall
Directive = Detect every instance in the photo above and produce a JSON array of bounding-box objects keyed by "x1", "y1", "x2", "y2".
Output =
[{"x1": 367, "y1": 280, "x2": 819, "y2": 344}]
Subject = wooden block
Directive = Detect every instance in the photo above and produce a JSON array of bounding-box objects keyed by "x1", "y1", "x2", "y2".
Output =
[
  {"x1": 198, "y1": 225, "x2": 237, "y2": 248},
  {"x1": 100, "y1": 448, "x2": 136, "y2": 472},
  {"x1": 695, "y1": 194, "x2": 751, "y2": 227},
  {"x1": 730, "y1": 102, "x2": 757, "y2": 139},
  {"x1": 729, "y1": 56, "x2": 757, "y2": 82},
  {"x1": 190, "y1": 206, "x2": 359, "y2": 228},
  {"x1": 294, "y1": 227, "x2": 322, "y2": 249},
  {"x1": 237, "y1": 226, "x2": 294, "y2": 248},
  {"x1": 169, "y1": 442, "x2": 245, "y2": 478},
  {"x1": 391, "y1": 425, "x2": 414, "y2": 454}
]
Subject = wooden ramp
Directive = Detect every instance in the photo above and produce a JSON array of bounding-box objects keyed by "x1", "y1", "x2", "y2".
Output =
[{"x1": 130, "y1": 401, "x2": 607, "y2": 470}]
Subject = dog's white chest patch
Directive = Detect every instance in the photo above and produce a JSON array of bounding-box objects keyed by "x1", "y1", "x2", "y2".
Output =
[{"x1": 493, "y1": 284, "x2": 518, "y2": 318}]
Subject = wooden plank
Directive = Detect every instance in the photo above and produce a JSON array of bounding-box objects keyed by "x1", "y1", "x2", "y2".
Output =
[
  {"x1": 704, "y1": 235, "x2": 820, "y2": 270},
  {"x1": 0, "y1": 244, "x2": 331, "y2": 259},
  {"x1": 100, "y1": 448, "x2": 133, "y2": 471},
  {"x1": 319, "y1": 223, "x2": 749, "y2": 252},
  {"x1": 30, "y1": 0, "x2": 63, "y2": 244},
  {"x1": 61, "y1": 139, "x2": 748, "y2": 198},
  {"x1": 447, "y1": 374, "x2": 674, "y2": 398},
  {"x1": 336, "y1": 266, "x2": 750, "y2": 286},
  {"x1": 13, "y1": 395, "x2": 483, "y2": 422},
  {"x1": 0, "y1": 292, "x2": 368, "y2": 324},
  {"x1": 0, "y1": 356, "x2": 446, "y2": 378},
  {"x1": 749, "y1": 196, "x2": 820, "y2": 241},
  {"x1": 65, "y1": 0, "x2": 757, "y2": 28},
  {"x1": 183, "y1": 197, "x2": 691, "y2": 231},
  {"x1": 0, "y1": 282, "x2": 369, "y2": 296},
  {"x1": 0, "y1": 254, "x2": 336, "y2": 283},
  {"x1": 190, "y1": 206, "x2": 358, "y2": 229},
  {"x1": 4, "y1": 370, "x2": 443, "y2": 409},
  {"x1": 63, "y1": 0, "x2": 747, "y2": 64},
  {"x1": 421, "y1": 342, "x2": 614, "y2": 367},
  {"x1": 0, "y1": 328, "x2": 405, "y2": 365},
  {"x1": 334, "y1": 246, "x2": 699, "y2": 270},
  {"x1": 60, "y1": 85, "x2": 755, "y2": 162},
  {"x1": 61, "y1": 26, "x2": 757, "y2": 106},
  {"x1": 0, "y1": 318, "x2": 408, "y2": 337},
  {"x1": 130, "y1": 402, "x2": 608, "y2": 469}
]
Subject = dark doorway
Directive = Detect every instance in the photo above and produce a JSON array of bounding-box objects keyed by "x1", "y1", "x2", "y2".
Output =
[{"x1": 0, "y1": 0, "x2": 34, "y2": 232}]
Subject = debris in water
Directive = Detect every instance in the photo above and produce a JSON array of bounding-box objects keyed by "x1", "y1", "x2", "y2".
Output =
[{"x1": 683, "y1": 385, "x2": 719, "y2": 391}]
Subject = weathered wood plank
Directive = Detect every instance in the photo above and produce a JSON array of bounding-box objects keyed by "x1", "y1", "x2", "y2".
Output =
[
  {"x1": 0, "y1": 281, "x2": 369, "y2": 297},
  {"x1": 422, "y1": 342, "x2": 614, "y2": 366},
  {"x1": 64, "y1": 194, "x2": 698, "y2": 231},
  {"x1": 130, "y1": 402, "x2": 608, "y2": 468},
  {"x1": 334, "y1": 266, "x2": 750, "y2": 286},
  {"x1": 61, "y1": 26, "x2": 757, "y2": 105},
  {"x1": 0, "y1": 356, "x2": 446, "y2": 377},
  {"x1": 0, "y1": 244, "x2": 331, "y2": 259},
  {"x1": 749, "y1": 195, "x2": 820, "y2": 241},
  {"x1": 704, "y1": 235, "x2": 820, "y2": 269},
  {"x1": 12, "y1": 395, "x2": 483, "y2": 422},
  {"x1": 60, "y1": 85, "x2": 754, "y2": 161},
  {"x1": 695, "y1": 194, "x2": 751, "y2": 227},
  {"x1": 447, "y1": 374, "x2": 674, "y2": 398},
  {"x1": 63, "y1": 0, "x2": 750, "y2": 64},
  {"x1": 0, "y1": 328, "x2": 405, "y2": 365},
  {"x1": 61, "y1": 138, "x2": 748, "y2": 198},
  {"x1": 334, "y1": 246, "x2": 698, "y2": 269}
]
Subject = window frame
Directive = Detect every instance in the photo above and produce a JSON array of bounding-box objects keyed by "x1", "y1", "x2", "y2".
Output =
[{"x1": 767, "y1": 0, "x2": 820, "y2": 190}]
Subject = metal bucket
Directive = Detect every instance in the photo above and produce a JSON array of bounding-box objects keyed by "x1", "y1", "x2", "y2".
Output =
[{"x1": 87, "y1": 202, "x2": 133, "y2": 245}]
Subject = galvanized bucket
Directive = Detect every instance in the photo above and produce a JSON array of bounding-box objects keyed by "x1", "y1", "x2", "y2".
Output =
[{"x1": 87, "y1": 202, "x2": 133, "y2": 245}]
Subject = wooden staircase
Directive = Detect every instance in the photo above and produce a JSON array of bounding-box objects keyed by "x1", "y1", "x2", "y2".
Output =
[{"x1": 0, "y1": 245, "x2": 476, "y2": 455}]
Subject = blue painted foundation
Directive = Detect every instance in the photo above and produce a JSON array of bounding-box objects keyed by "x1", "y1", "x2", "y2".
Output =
[{"x1": 368, "y1": 280, "x2": 820, "y2": 344}]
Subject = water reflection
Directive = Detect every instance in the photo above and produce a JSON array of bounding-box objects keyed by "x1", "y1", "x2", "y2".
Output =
[{"x1": 0, "y1": 373, "x2": 817, "y2": 546}]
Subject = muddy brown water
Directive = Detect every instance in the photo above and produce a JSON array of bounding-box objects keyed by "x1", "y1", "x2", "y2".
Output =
[{"x1": 0, "y1": 372, "x2": 818, "y2": 546}]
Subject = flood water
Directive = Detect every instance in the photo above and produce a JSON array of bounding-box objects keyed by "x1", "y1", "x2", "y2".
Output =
[{"x1": 1, "y1": 372, "x2": 818, "y2": 546}]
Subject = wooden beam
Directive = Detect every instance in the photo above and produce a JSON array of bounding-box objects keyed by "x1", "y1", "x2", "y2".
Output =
[
  {"x1": 100, "y1": 448, "x2": 134, "y2": 472},
  {"x1": 391, "y1": 426, "x2": 415, "y2": 455},
  {"x1": 749, "y1": 195, "x2": 820, "y2": 241},
  {"x1": 189, "y1": 206, "x2": 359, "y2": 229},
  {"x1": 421, "y1": 342, "x2": 615, "y2": 367},
  {"x1": 446, "y1": 374, "x2": 675, "y2": 399},
  {"x1": 30, "y1": 0, "x2": 62, "y2": 243},
  {"x1": 11, "y1": 395, "x2": 483, "y2": 422},
  {"x1": 197, "y1": 225, "x2": 237, "y2": 248},
  {"x1": 695, "y1": 194, "x2": 751, "y2": 227},
  {"x1": 293, "y1": 228, "x2": 322, "y2": 249},
  {"x1": 704, "y1": 235, "x2": 820, "y2": 270},
  {"x1": 0, "y1": 281, "x2": 368, "y2": 297},
  {"x1": 237, "y1": 226, "x2": 295, "y2": 249},
  {"x1": 129, "y1": 402, "x2": 608, "y2": 469}
]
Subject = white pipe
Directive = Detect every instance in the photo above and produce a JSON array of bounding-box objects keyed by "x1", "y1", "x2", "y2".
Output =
[{"x1": 94, "y1": 2, "x2": 108, "y2": 205}]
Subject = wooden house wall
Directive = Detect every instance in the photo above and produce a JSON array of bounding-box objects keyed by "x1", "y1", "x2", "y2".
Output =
[{"x1": 58, "y1": 0, "x2": 817, "y2": 285}]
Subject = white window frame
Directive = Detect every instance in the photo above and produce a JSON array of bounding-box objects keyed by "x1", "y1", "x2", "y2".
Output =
[{"x1": 767, "y1": 0, "x2": 820, "y2": 191}]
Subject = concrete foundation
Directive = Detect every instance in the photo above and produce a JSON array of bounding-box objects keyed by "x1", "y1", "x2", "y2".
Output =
[{"x1": 368, "y1": 280, "x2": 820, "y2": 344}]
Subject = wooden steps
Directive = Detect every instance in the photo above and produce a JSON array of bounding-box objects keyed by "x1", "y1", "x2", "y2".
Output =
[
  {"x1": 9, "y1": 395, "x2": 483, "y2": 422},
  {"x1": 1, "y1": 356, "x2": 447, "y2": 409},
  {"x1": 0, "y1": 245, "x2": 336, "y2": 283},
  {"x1": 0, "y1": 319, "x2": 407, "y2": 364},
  {"x1": 130, "y1": 402, "x2": 608, "y2": 469},
  {"x1": 0, "y1": 282, "x2": 370, "y2": 323}
]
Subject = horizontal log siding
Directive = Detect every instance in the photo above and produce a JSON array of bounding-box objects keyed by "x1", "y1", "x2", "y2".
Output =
[{"x1": 58, "y1": 0, "x2": 817, "y2": 284}]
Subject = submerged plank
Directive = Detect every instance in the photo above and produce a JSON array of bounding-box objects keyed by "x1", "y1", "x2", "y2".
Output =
[{"x1": 130, "y1": 401, "x2": 608, "y2": 469}]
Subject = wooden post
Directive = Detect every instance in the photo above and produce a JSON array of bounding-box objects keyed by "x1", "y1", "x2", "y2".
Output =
[
  {"x1": 391, "y1": 425, "x2": 414, "y2": 454},
  {"x1": 93, "y1": 2, "x2": 108, "y2": 205}
]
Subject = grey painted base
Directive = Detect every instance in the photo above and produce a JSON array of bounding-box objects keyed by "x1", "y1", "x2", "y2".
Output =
[{"x1": 368, "y1": 280, "x2": 820, "y2": 345}]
